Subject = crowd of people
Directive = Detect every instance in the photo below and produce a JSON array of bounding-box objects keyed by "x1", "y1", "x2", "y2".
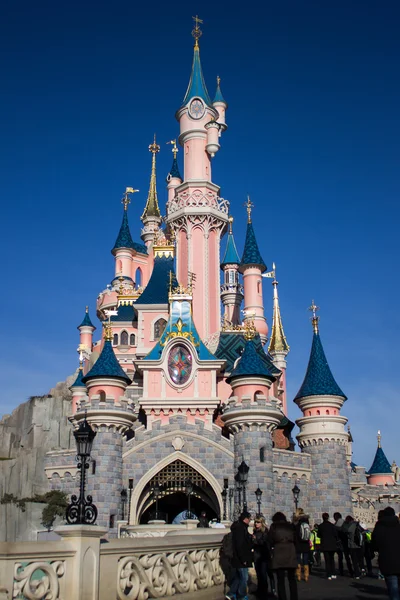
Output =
[{"x1": 219, "y1": 505, "x2": 400, "y2": 600}]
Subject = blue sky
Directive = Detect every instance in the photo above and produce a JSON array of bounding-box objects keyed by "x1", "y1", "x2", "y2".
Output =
[{"x1": 0, "y1": 1, "x2": 399, "y2": 469}]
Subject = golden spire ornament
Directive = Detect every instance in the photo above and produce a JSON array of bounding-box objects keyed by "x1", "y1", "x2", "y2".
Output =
[
  {"x1": 377, "y1": 430, "x2": 382, "y2": 448},
  {"x1": 268, "y1": 264, "x2": 290, "y2": 355},
  {"x1": 192, "y1": 15, "x2": 203, "y2": 48},
  {"x1": 167, "y1": 139, "x2": 178, "y2": 159},
  {"x1": 244, "y1": 196, "x2": 254, "y2": 223},
  {"x1": 308, "y1": 300, "x2": 320, "y2": 333},
  {"x1": 228, "y1": 215, "x2": 234, "y2": 234},
  {"x1": 122, "y1": 187, "x2": 139, "y2": 211},
  {"x1": 103, "y1": 321, "x2": 113, "y2": 342},
  {"x1": 141, "y1": 135, "x2": 161, "y2": 220}
]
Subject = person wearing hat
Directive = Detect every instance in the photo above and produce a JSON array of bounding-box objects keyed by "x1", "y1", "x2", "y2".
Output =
[{"x1": 226, "y1": 510, "x2": 253, "y2": 600}]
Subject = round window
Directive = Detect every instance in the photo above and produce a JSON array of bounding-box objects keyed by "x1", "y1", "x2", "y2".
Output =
[{"x1": 168, "y1": 344, "x2": 193, "y2": 385}]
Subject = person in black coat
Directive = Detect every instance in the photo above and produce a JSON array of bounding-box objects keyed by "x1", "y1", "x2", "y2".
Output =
[
  {"x1": 226, "y1": 511, "x2": 253, "y2": 600},
  {"x1": 268, "y1": 512, "x2": 298, "y2": 600},
  {"x1": 252, "y1": 517, "x2": 275, "y2": 597},
  {"x1": 318, "y1": 512, "x2": 339, "y2": 579},
  {"x1": 372, "y1": 506, "x2": 400, "y2": 600}
]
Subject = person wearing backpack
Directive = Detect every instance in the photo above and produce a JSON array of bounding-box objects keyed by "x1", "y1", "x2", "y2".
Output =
[
  {"x1": 342, "y1": 515, "x2": 364, "y2": 579},
  {"x1": 226, "y1": 510, "x2": 253, "y2": 600},
  {"x1": 293, "y1": 508, "x2": 311, "y2": 582}
]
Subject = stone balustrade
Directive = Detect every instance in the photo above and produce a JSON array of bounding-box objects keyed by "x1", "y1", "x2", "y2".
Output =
[{"x1": 0, "y1": 525, "x2": 225, "y2": 600}]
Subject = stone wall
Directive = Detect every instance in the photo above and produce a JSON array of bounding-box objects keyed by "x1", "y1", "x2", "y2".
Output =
[{"x1": 272, "y1": 449, "x2": 311, "y2": 518}]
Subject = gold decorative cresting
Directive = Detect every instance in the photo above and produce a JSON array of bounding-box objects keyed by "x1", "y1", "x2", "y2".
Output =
[
  {"x1": 244, "y1": 196, "x2": 254, "y2": 223},
  {"x1": 192, "y1": 15, "x2": 203, "y2": 48},
  {"x1": 160, "y1": 317, "x2": 199, "y2": 347},
  {"x1": 244, "y1": 320, "x2": 257, "y2": 341},
  {"x1": 103, "y1": 320, "x2": 113, "y2": 342},
  {"x1": 309, "y1": 300, "x2": 320, "y2": 333},
  {"x1": 167, "y1": 139, "x2": 178, "y2": 159},
  {"x1": 268, "y1": 264, "x2": 290, "y2": 354},
  {"x1": 153, "y1": 228, "x2": 175, "y2": 258},
  {"x1": 122, "y1": 187, "x2": 139, "y2": 211},
  {"x1": 141, "y1": 135, "x2": 161, "y2": 221},
  {"x1": 377, "y1": 430, "x2": 381, "y2": 448}
]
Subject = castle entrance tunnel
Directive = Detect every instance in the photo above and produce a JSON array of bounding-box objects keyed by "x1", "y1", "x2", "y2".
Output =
[{"x1": 137, "y1": 459, "x2": 219, "y2": 524}]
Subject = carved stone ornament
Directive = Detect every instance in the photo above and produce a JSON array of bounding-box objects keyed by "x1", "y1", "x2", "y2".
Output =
[
  {"x1": 13, "y1": 560, "x2": 65, "y2": 600},
  {"x1": 171, "y1": 436, "x2": 185, "y2": 451}
]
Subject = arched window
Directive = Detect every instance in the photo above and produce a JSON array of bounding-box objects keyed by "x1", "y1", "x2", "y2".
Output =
[
  {"x1": 260, "y1": 447, "x2": 265, "y2": 463},
  {"x1": 228, "y1": 271, "x2": 235, "y2": 285},
  {"x1": 154, "y1": 318, "x2": 167, "y2": 340},
  {"x1": 113, "y1": 333, "x2": 118, "y2": 346},
  {"x1": 99, "y1": 390, "x2": 106, "y2": 403},
  {"x1": 130, "y1": 333, "x2": 135, "y2": 346},
  {"x1": 326, "y1": 410, "x2": 330, "y2": 415},
  {"x1": 120, "y1": 330, "x2": 129, "y2": 346},
  {"x1": 257, "y1": 280, "x2": 261, "y2": 294},
  {"x1": 135, "y1": 267, "x2": 142, "y2": 287},
  {"x1": 316, "y1": 410, "x2": 320, "y2": 416}
]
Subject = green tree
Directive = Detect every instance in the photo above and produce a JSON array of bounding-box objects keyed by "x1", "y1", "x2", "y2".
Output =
[{"x1": 41, "y1": 491, "x2": 68, "y2": 530}]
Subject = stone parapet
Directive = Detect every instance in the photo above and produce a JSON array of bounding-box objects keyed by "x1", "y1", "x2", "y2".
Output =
[{"x1": 221, "y1": 397, "x2": 283, "y2": 433}]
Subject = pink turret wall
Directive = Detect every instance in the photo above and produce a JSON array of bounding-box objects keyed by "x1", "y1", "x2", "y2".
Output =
[
  {"x1": 242, "y1": 267, "x2": 268, "y2": 341},
  {"x1": 368, "y1": 474, "x2": 394, "y2": 486},
  {"x1": 231, "y1": 382, "x2": 271, "y2": 402},
  {"x1": 177, "y1": 230, "x2": 189, "y2": 287},
  {"x1": 114, "y1": 249, "x2": 133, "y2": 278},
  {"x1": 207, "y1": 229, "x2": 220, "y2": 335},
  {"x1": 88, "y1": 382, "x2": 125, "y2": 403},
  {"x1": 79, "y1": 327, "x2": 93, "y2": 350}
]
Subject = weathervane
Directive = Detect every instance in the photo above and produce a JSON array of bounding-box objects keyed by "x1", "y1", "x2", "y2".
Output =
[
  {"x1": 122, "y1": 187, "x2": 139, "y2": 210},
  {"x1": 167, "y1": 139, "x2": 178, "y2": 159},
  {"x1": 149, "y1": 134, "x2": 160, "y2": 155},
  {"x1": 192, "y1": 15, "x2": 203, "y2": 47},
  {"x1": 244, "y1": 196, "x2": 254, "y2": 223},
  {"x1": 308, "y1": 300, "x2": 320, "y2": 333}
]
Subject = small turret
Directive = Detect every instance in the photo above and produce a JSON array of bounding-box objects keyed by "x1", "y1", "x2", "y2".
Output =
[
  {"x1": 69, "y1": 353, "x2": 87, "y2": 414},
  {"x1": 141, "y1": 136, "x2": 162, "y2": 247},
  {"x1": 367, "y1": 430, "x2": 394, "y2": 486},
  {"x1": 77, "y1": 306, "x2": 96, "y2": 358},
  {"x1": 239, "y1": 198, "x2": 268, "y2": 344},
  {"x1": 112, "y1": 188, "x2": 142, "y2": 281},
  {"x1": 213, "y1": 76, "x2": 228, "y2": 132},
  {"x1": 166, "y1": 140, "x2": 182, "y2": 206},
  {"x1": 220, "y1": 216, "x2": 243, "y2": 326}
]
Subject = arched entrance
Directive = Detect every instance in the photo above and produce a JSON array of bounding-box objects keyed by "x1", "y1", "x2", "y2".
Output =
[{"x1": 137, "y1": 459, "x2": 220, "y2": 524}]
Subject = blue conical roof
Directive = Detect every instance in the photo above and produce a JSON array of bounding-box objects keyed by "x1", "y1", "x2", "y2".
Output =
[
  {"x1": 294, "y1": 331, "x2": 346, "y2": 401},
  {"x1": 213, "y1": 79, "x2": 227, "y2": 105},
  {"x1": 112, "y1": 210, "x2": 135, "y2": 252},
  {"x1": 221, "y1": 231, "x2": 240, "y2": 268},
  {"x1": 227, "y1": 338, "x2": 276, "y2": 383},
  {"x1": 135, "y1": 255, "x2": 175, "y2": 305},
  {"x1": 70, "y1": 368, "x2": 85, "y2": 388},
  {"x1": 168, "y1": 155, "x2": 182, "y2": 180},
  {"x1": 368, "y1": 446, "x2": 392, "y2": 475},
  {"x1": 82, "y1": 340, "x2": 131, "y2": 385},
  {"x1": 240, "y1": 222, "x2": 267, "y2": 273},
  {"x1": 78, "y1": 308, "x2": 95, "y2": 329},
  {"x1": 181, "y1": 46, "x2": 212, "y2": 108}
]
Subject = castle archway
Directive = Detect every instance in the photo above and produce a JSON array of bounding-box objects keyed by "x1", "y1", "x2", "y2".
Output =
[{"x1": 129, "y1": 452, "x2": 223, "y2": 524}]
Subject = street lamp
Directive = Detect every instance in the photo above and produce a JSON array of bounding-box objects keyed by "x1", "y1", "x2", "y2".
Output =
[
  {"x1": 120, "y1": 488, "x2": 127, "y2": 521},
  {"x1": 153, "y1": 482, "x2": 161, "y2": 520},
  {"x1": 229, "y1": 487, "x2": 234, "y2": 521},
  {"x1": 128, "y1": 479, "x2": 133, "y2": 525},
  {"x1": 237, "y1": 460, "x2": 250, "y2": 510},
  {"x1": 292, "y1": 484, "x2": 301, "y2": 511},
  {"x1": 221, "y1": 488, "x2": 228, "y2": 520},
  {"x1": 66, "y1": 417, "x2": 98, "y2": 525},
  {"x1": 254, "y1": 487, "x2": 263, "y2": 517},
  {"x1": 185, "y1": 479, "x2": 193, "y2": 519}
]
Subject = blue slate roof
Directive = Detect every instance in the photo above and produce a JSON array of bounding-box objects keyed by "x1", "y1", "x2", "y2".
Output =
[
  {"x1": 181, "y1": 47, "x2": 212, "y2": 108},
  {"x1": 82, "y1": 340, "x2": 131, "y2": 385},
  {"x1": 214, "y1": 331, "x2": 281, "y2": 376},
  {"x1": 221, "y1": 232, "x2": 240, "y2": 268},
  {"x1": 110, "y1": 304, "x2": 136, "y2": 322},
  {"x1": 227, "y1": 338, "x2": 277, "y2": 383},
  {"x1": 213, "y1": 80, "x2": 227, "y2": 104},
  {"x1": 168, "y1": 156, "x2": 182, "y2": 180},
  {"x1": 78, "y1": 309, "x2": 95, "y2": 329},
  {"x1": 145, "y1": 299, "x2": 216, "y2": 362},
  {"x1": 70, "y1": 368, "x2": 85, "y2": 388},
  {"x1": 368, "y1": 447, "x2": 393, "y2": 475},
  {"x1": 294, "y1": 332, "x2": 346, "y2": 401},
  {"x1": 135, "y1": 255, "x2": 174, "y2": 305},
  {"x1": 112, "y1": 211, "x2": 147, "y2": 255},
  {"x1": 240, "y1": 222, "x2": 267, "y2": 272}
]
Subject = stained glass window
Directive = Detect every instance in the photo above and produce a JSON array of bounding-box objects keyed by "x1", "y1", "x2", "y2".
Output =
[
  {"x1": 120, "y1": 330, "x2": 128, "y2": 345},
  {"x1": 168, "y1": 344, "x2": 192, "y2": 385},
  {"x1": 154, "y1": 318, "x2": 167, "y2": 340}
]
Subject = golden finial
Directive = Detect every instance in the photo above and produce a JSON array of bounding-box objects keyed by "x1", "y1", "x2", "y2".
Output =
[
  {"x1": 377, "y1": 430, "x2": 381, "y2": 448},
  {"x1": 244, "y1": 320, "x2": 257, "y2": 341},
  {"x1": 78, "y1": 350, "x2": 84, "y2": 370},
  {"x1": 149, "y1": 134, "x2": 160, "y2": 155},
  {"x1": 118, "y1": 276, "x2": 125, "y2": 296},
  {"x1": 217, "y1": 75, "x2": 221, "y2": 86},
  {"x1": 192, "y1": 15, "x2": 203, "y2": 48},
  {"x1": 308, "y1": 300, "x2": 320, "y2": 333},
  {"x1": 244, "y1": 196, "x2": 254, "y2": 223},
  {"x1": 85, "y1": 305, "x2": 89, "y2": 313},
  {"x1": 122, "y1": 187, "x2": 139, "y2": 210},
  {"x1": 103, "y1": 321, "x2": 113, "y2": 342},
  {"x1": 167, "y1": 139, "x2": 178, "y2": 159},
  {"x1": 268, "y1": 264, "x2": 290, "y2": 355},
  {"x1": 228, "y1": 215, "x2": 234, "y2": 234},
  {"x1": 142, "y1": 136, "x2": 161, "y2": 221}
]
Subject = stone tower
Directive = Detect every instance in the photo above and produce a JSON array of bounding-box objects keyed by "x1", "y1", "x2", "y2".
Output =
[
  {"x1": 294, "y1": 303, "x2": 352, "y2": 520},
  {"x1": 222, "y1": 326, "x2": 283, "y2": 519}
]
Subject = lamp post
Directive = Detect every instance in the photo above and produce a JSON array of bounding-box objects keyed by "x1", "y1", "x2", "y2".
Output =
[
  {"x1": 237, "y1": 460, "x2": 250, "y2": 511},
  {"x1": 221, "y1": 488, "x2": 228, "y2": 520},
  {"x1": 234, "y1": 472, "x2": 242, "y2": 517},
  {"x1": 127, "y1": 478, "x2": 133, "y2": 525},
  {"x1": 153, "y1": 483, "x2": 161, "y2": 520},
  {"x1": 254, "y1": 486, "x2": 263, "y2": 517},
  {"x1": 292, "y1": 484, "x2": 300, "y2": 511},
  {"x1": 229, "y1": 487, "x2": 234, "y2": 521},
  {"x1": 185, "y1": 479, "x2": 193, "y2": 519},
  {"x1": 120, "y1": 488, "x2": 127, "y2": 521},
  {"x1": 66, "y1": 417, "x2": 98, "y2": 525}
]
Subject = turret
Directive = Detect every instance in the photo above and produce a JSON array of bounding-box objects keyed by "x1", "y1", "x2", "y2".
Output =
[
  {"x1": 77, "y1": 306, "x2": 96, "y2": 360},
  {"x1": 267, "y1": 266, "x2": 289, "y2": 414},
  {"x1": 367, "y1": 431, "x2": 394, "y2": 486},
  {"x1": 141, "y1": 136, "x2": 162, "y2": 247},
  {"x1": 239, "y1": 198, "x2": 268, "y2": 344},
  {"x1": 112, "y1": 188, "x2": 138, "y2": 280},
  {"x1": 166, "y1": 140, "x2": 182, "y2": 205},
  {"x1": 222, "y1": 324, "x2": 283, "y2": 519},
  {"x1": 212, "y1": 76, "x2": 228, "y2": 133},
  {"x1": 220, "y1": 216, "x2": 243, "y2": 326},
  {"x1": 294, "y1": 302, "x2": 352, "y2": 519},
  {"x1": 69, "y1": 353, "x2": 87, "y2": 415}
]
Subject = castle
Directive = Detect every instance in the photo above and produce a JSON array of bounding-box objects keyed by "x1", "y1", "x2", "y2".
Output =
[{"x1": 43, "y1": 20, "x2": 399, "y2": 532}]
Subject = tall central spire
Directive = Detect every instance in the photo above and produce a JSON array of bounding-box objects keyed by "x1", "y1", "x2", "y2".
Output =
[
  {"x1": 181, "y1": 16, "x2": 212, "y2": 108},
  {"x1": 268, "y1": 266, "x2": 289, "y2": 355},
  {"x1": 141, "y1": 135, "x2": 161, "y2": 221}
]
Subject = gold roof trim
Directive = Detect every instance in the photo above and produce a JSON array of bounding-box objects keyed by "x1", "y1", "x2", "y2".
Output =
[
  {"x1": 268, "y1": 272, "x2": 290, "y2": 355},
  {"x1": 141, "y1": 135, "x2": 162, "y2": 222}
]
